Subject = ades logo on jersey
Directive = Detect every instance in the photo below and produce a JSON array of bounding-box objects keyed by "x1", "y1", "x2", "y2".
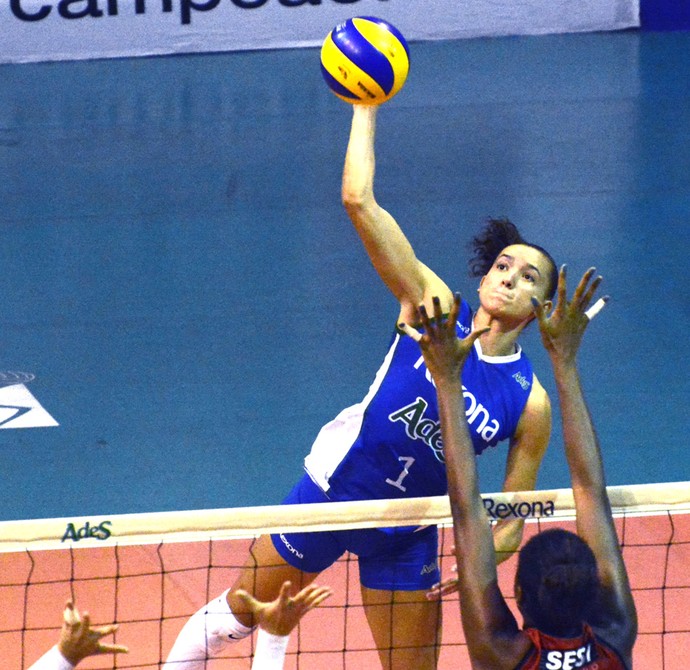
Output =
[
  {"x1": 388, "y1": 393, "x2": 499, "y2": 463},
  {"x1": 542, "y1": 643, "x2": 594, "y2": 669}
]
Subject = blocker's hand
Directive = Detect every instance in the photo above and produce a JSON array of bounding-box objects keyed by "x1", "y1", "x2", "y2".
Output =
[
  {"x1": 400, "y1": 294, "x2": 489, "y2": 385},
  {"x1": 532, "y1": 266, "x2": 607, "y2": 367}
]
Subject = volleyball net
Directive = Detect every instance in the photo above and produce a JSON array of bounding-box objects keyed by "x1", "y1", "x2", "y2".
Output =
[{"x1": 3, "y1": 481, "x2": 689, "y2": 670}]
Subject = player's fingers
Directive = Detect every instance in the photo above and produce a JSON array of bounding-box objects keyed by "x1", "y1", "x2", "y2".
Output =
[
  {"x1": 292, "y1": 582, "x2": 320, "y2": 605},
  {"x1": 310, "y1": 585, "x2": 333, "y2": 598},
  {"x1": 465, "y1": 326, "x2": 490, "y2": 347},
  {"x1": 418, "y1": 303, "x2": 432, "y2": 333},
  {"x1": 449, "y1": 292, "x2": 461, "y2": 326},
  {"x1": 278, "y1": 581, "x2": 292, "y2": 598},
  {"x1": 234, "y1": 589, "x2": 261, "y2": 612},
  {"x1": 530, "y1": 296, "x2": 545, "y2": 323},
  {"x1": 572, "y1": 267, "x2": 596, "y2": 306},
  {"x1": 580, "y1": 274, "x2": 603, "y2": 310},
  {"x1": 93, "y1": 624, "x2": 119, "y2": 637},
  {"x1": 292, "y1": 586, "x2": 326, "y2": 614},
  {"x1": 436, "y1": 580, "x2": 460, "y2": 596},
  {"x1": 277, "y1": 580, "x2": 294, "y2": 608},
  {"x1": 425, "y1": 579, "x2": 459, "y2": 600},
  {"x1": 297, "y1": 582, "x2": 328, "y2": 598},
  {"x1": 302, "y1": 587, "x2": 333, "y2": 610},
  {"x1": 431, "y1": 295, "x2": 443, "y2": 323},
  {"x1": 96, "y1": 643, "x2": 129, "y2": 654},
  {"x1": 63, "y1": 600, "x2": 78, "y2": 626},
  {"x1": 399, "y1": 322, "x2": 423, "y2": 343},
  {"x1": 312, "y1": 587, "x2": 333, "y2": 605},
  {"x1": 428, "y1": 576, "x2": 458, "y2": 592},
  {"x1": 555, "y1": 264, "x2": 568, "y2": 313}
]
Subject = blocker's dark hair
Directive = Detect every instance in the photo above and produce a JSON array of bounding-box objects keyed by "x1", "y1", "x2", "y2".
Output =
[
  {"x1": 516, "y1": 528, "x2": 600, "y2": 637},
  {"x1": 468, "y1": 218, "x2": 558, "y2": 300}
]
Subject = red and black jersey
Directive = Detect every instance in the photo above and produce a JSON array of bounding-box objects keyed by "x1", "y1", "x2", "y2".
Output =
[{"x1": 516, "y1": 625, "x2": 628, "y2": 670}]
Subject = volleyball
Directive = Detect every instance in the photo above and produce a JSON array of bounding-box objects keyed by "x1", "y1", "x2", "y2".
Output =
[{"x1": 320, "y1": 16, "x2": 410, "y2": 105}]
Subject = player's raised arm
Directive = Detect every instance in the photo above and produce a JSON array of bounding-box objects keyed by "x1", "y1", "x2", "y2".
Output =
[
  {"x1": 401, "y1": 297, "x2": 520, "y2": 663},
  {"x1": 491, "y1": 377, "x2": 552, "y2": 564},
  {"x1": 341, "y1": 104, "x2": 452, "y2": 323},
  {"x1": 532, "y1": 267, "x2": 637, "y2": 660}
]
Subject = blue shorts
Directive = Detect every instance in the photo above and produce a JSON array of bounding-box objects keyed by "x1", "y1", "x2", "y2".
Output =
[{"x1": 270, "y1": 474, "x2": 440, "y2": 591}]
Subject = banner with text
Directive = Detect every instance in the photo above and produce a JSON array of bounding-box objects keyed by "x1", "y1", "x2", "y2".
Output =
[{"x1": 1, "y1": 0, "x2": 640, "y2": 65}]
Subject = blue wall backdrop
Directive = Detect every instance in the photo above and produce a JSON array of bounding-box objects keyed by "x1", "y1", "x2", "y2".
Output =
[{"x1": 0, "y1": 29, "x2": 688, "y2": 521}]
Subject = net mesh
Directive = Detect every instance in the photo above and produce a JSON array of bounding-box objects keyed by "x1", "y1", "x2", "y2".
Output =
[{"x1": 3, "y1": 482, "x2": 689, "y2": 669}]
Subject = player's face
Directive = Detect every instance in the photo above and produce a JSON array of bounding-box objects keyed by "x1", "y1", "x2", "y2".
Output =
[{"x1": 478, "y1": 244, "x2": 552, "y2": 324}]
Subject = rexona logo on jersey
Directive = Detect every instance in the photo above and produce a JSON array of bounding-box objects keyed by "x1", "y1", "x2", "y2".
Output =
[
  {"x1": 62, "y1": 521, "x2": 112, "y2": 542},
  {"x1": 389, "y1": 394, "x2": 499, "y2": 463},
  {"x1": 542, "y1": 643, "x2": 594, "y2": 669},
  {"x1": 279, "y1": 534, "x2": 304, "y2": 560}
]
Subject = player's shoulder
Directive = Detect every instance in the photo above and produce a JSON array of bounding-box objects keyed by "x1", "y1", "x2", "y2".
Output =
[
  {"x1": 588, "y1": 621, "x2": 635, "y2": 669},
  {"x1": 513, "y1": 374, "x2": 552, "y2": 448},
  {"x1": 525, "y1": 374, "x2": 551, "y2": 414}
]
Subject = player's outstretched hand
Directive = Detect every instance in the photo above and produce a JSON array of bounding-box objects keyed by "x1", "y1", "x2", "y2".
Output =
[
  {"x1": 532, "y1": 266, "x2": 608, "y2": 367},
  {"x1": 235, "y1": 581, "x2": 333, "y2": 637},
  {"x1": 426, "y1": 575, "x2": 460, "y2": 600},
  {"x1": 58, "y1": 600, "x2": 128, "y2": 665},
  {"x1": 400, "y1": 294, "x2": 489, "y2": 385}
]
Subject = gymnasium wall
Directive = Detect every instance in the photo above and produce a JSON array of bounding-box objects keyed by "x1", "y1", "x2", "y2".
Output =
[
  {"x1": 641, "y1": 0, "x2": 690, "y2": 30},
  {"x1": 1, "y1": 0, "x2": 639, "y2": 65}
]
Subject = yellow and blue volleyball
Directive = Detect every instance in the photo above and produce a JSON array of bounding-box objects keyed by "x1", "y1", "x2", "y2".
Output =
[{"x1": 320, "y1": 16, "x2": 410, "y2": 105}]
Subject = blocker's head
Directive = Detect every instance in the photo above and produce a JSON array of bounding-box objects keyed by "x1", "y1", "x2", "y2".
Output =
[{"x1": 515, "y1": 528, "x2": 599, "y2": 637}]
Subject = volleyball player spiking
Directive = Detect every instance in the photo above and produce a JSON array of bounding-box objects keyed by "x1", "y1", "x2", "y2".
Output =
[{"x1": 164, "y1": 104, "x2": 558, "y2": 670}]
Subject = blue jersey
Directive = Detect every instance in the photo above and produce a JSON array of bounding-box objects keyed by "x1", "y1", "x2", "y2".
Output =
[{"x1": 304, "y1": 299, "x2": 534, "y2": 502}]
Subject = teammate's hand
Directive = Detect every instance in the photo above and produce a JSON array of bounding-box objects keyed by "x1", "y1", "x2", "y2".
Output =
[
  {"x1": 58, "y1": 600, "x2": 128, "y2": 665},
  {"x1": 235, "y1": 581, "x2": 333, "y2": 637}
]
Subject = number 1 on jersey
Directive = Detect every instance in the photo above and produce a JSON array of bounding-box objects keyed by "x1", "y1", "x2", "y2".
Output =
[{"x1": 386, "y1": 456, "x2": 416, "y2": 492}]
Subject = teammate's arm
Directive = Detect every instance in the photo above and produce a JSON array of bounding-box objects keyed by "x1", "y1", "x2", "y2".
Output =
[
  {"x1": 532, "y1": 267, "x2": 637, "y2": 659},
  {"x1": 28, "y1": 600, "x2": 128, "y2": 670},
  {"x1": 342, "y1": 105, "x2": 452, "y2": 324}
]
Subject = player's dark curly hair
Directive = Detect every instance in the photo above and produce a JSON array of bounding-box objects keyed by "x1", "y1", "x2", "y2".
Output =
[
  {"x1": 516, "y1": 528, "x2": 599, "y2": 637},
  {"x1": 468, "y1": 218, "x2": 558, "y2": 300}
]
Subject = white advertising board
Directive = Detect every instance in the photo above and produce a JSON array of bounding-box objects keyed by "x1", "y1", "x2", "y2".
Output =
[{"x1": 1, "y1": 0, "x2": 639, "y2": 65}]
